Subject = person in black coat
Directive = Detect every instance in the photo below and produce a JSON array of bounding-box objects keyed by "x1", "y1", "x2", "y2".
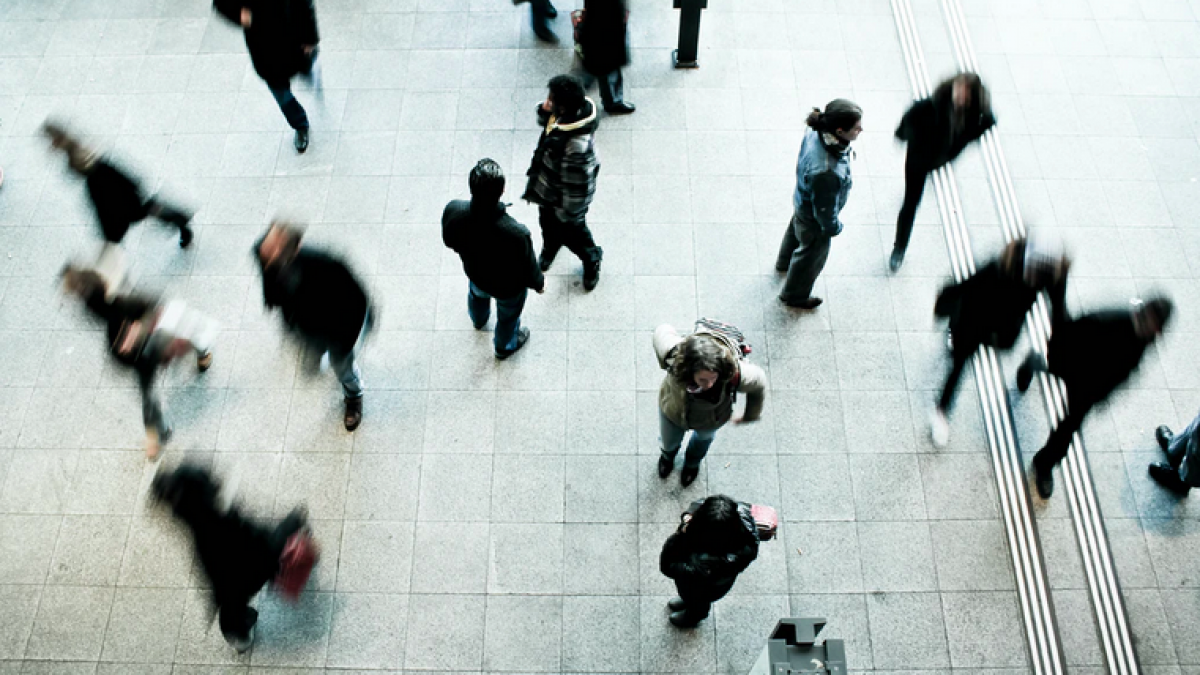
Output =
[
  {"x1": 930, "y1": 238, "x2": 1069, "y2": 447},
  {"x1": 253, "y1": 222, "x2": 372, "y2": 431},
  {"x1": 1017, "y1": 296, "x2": 1173, "y2": 499},
  {"x1": 891, "y1": 73, "x2": 995, "y2": 272},
  {"x1": 214, "y1": 0, "x2": 320, "y2": 153},
  {"x1": 443, "y1": 159, "x2": 545, "y2": 359},
  {"x1": 44, "y1": 122, "x2": 194, "y2": 248},
  {"x1": 659, "y1": 494, "x2": 759, "y2": 628},
  {"x1": 579, "y1": 0, "x2": 635, "y2": 114}
]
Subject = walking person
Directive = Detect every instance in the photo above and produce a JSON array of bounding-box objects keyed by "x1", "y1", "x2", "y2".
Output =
[
  {"x1": 1148, "y1": 413, "x2": 1200, "y2": 496},
  {"x1": 776, "y1": 99, "x2": 863, "y2": 309},
  {"x1": 654, "y1": 322, "x2": 766, "y2": 487},
  {"x1": 930, "y1": 238, "x2": 1069, "y2": 447},
  {"x1": 659, "y1": 495, "x2": 760, "y2": 628},
  {"x1": 43, "y1": 121, "x2": 194, "y2": 248},
  {"x1": 890, "y1": 72, "x2": 995, "y2": 272},
  {"x1": 214, "y1": 0, "x2": 321, "y2": 153},
  {"x1": 1017, "y1": 296, "x2": 1173, "y2": 498},
  {"x1": 443, "y1": 159, "x2": 545, "y2": 359},
  {"x1": 253, "y1": 222, "x2": 373, "y2": 431},
  {"x1": 578, "y1": 0, "x2": 635, "y2": 114},
  {"x1": 527, "y1": 0, "x2": 559, "y2": 42},
  {"x1": 523, "y1": 75, "x2": 604, "y2": 291}
]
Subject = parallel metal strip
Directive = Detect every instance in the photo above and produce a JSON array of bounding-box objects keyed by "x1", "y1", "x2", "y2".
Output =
[
  {"x1": 888, "y1": 1, "x2": 1064, "y2": 673},
  {"x1": 937, "y1": 0, "x2": 1140, "y2": 672}
]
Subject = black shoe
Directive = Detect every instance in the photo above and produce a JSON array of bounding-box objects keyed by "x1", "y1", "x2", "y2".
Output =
[
  {"x1": 533, "y1": 25, "x2": 558, "y2": 42},
  {"x1": 538, "y1": 250, "x2": 556, "y2": 272},
  {"x1": 546, "y1": 2, "x2": 558, "y2": 17},
  {"x1": 774, "y1": 263, "x2": 788, "y2": 273},
  {"x1": 583, "y1": 253, "x2": 602, "y2": 291},
  {"x1": 179, "y1": 225, "x2": 194, "y2": 249},
  {"x1": 668, "y1": 597, "x2": 687, "y2": 611},
  {"x1": 1156, "y1": 425, "x2": 1174, "y2": 454},
  {"x1": 669, "y1": 610, "x2": 705, "y2": 628},
  {"x1": 1149, "y1": 462, "x2": 1191, "y2": 496},
  {"x1": 1033, "y1": 461, "x2": 1054, "y2": 499},
  {"x1": 680, "y1": 466, "x2": 698, "y2": 487},
  {"x1": 658, "y1": 454, "x2": 674, "y2": 478},
  {"x1": 496, "y1": 327, "x2": 531, "y2": 359},
  {"x1": 889, "y1": 247, "x2": 905, "y2": 273},
  {"x1": 294, "y1": 127, "x2": 310, "y2": 153},
  {"x1": 780, "y1": 295, "x2": 822, "y2": 309},
  {"x1": 604, "y1": 101, "x2": 636, "y2": 115},
  {"x1": 1016, "y1": 357, "x2": 1037, "y2": 393},
  {"x1": 344, "y1": 396, "x2": 363, "y2": 431}
]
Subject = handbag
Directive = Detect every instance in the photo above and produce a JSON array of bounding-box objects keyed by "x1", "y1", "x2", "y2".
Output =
[
  {"x1": 684, "y1": 499, "x2": 779, "y2": 541},
  {"x1": 274, "y1": 529, "x2": 320, "y2": 601},
  {"x1": 571, "y1": 10, "x2": 585, "y2": 59}
]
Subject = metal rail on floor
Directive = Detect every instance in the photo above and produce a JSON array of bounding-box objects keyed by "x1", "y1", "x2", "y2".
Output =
[
  {"x1": 938, "y1": 0, "x2": 1140, "y2": 672},
  {"x1": 889, "y1": 1, "x2": 1066, "y2": 673}
]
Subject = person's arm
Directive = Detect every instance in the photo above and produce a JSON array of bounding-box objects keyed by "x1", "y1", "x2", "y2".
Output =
[
  {"x1": 653, "y1": 324, "x2": 683, "y2": 370},
  {"x1": 523, "y1": 231, "x2": 546, "y2": 292},
  {"x1": 808, "y1": 171, "x2": 844, "y2": 236},
  {"x1": 441, "y1": 204, "x2": 459, "y2": 252},
  {"x1": 735, "y1": 362, "x2": 767, "y2": 423},
  {"x1": 659, "y1": 533, "x2": 697, "y2": 580},
  {"x1": 559, "y1": 137, "x2": 598, "y2": 220},
  {"x1": 292, "y1": 0, "x2": 319, "y2": 45}
]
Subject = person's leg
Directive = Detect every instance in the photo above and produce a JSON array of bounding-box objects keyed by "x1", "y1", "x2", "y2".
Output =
[
  {"x1": 530, "y1": 0, "x2": 555, "y2": 39},
  {"x1": 682, "y1": 428, "x2": 718, "y2": 469},
  {"x1": 775, "y1": 212, "x2": 802, "y2": 272},
  {"x1": 658, "y1": 410, "x2": 687, "y2": 468},
  {"x1": 556, "y1": 208, "x2": 603, "y2": 289},
  {"x1": 141, "y1": 383, "x2": 171, "y2": 458},
  {"x1": 144, "y1": 197, "x2": 194, "y2": 247},
  {"x1": 328, "y1": 349, "x2": 363, "y2": 401},
  {"x1": 938, "y1": 351, "x2": 971, "y2": 414},
  {"x1": 219, "y1": 603, "x2": 259, "y2": 652},
  {"x1": 1032, "y1": 396, "x2": 1093, "y2": 498},
  {"x1": 894, "y1": 155, "x2": 928, "y2": 254},
  {"x1": 779, "y1": 216, "x2": 832, "y2": 305},
  {"x1": 1167, "y1": 413, "x2": 1200, "y2": 468},
  {"x1": 493, "y1": 289, "x2": 528, "y2": 354},
  {"x1": 1016, "y1": 351, "x2": 1047, "y2": 393},
  {"x1": 597, "y1": 69, "x2": 623, "y2": 107},
  {"x1": 467, "y1": 282, "x2": 492, "y2": 330},
  {"x1": 670, "y1": 586, "x2": 711, "y2": 627},
  {"x1": 267, "y1": 82, "x2": 310, "y2": 130},
  {"x1": 538, "y1": 206, "x2": 565, "y2": 269}
]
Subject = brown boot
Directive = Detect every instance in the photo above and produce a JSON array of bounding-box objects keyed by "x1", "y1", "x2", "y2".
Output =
[
  {"x1": 344, "y1": 396, "x2": 363, "y2": 431},
  {"x1": 197, "y1": 351, "x2": 213, "y2": 372}
]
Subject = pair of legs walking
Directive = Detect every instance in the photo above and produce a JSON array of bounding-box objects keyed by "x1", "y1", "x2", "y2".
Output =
[
  {"x1": 658, "y1": 411, "x2": 716, "y2": 486},
  {"x1": 300, "y1": 342, "x2": 363, "y2": 400},
  {"x1": 890, "y1": 155, "x2": 931, "y2": 271},
  {"x1": 776, "y1": 211, "x2": 831, "y2": 307},
  {"x1": 219, "y1": 509, "x2": 308, "y2": 652},
  {"x1": 266, "y1": 49, "x2": 321, "y2": 151},
  {"x1": 580, "y1": 69, "x2": 634, "y2": 113},
  {"x1": 539, "y1": 206, "x2": 603, "y2": 289},
  {"x1": 1017, "y1": 352, "x2": 1095, "y2": 498},
  {"x1": 142, "y1": 197, "x2": 195, "y2": 247},
  {"x1": 468, "y1": 283, "x2": 528, "y2": 355}
]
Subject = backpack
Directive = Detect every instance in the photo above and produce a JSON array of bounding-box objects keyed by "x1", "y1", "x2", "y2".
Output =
[{"x1": 692, "y1": 317, "x2": 751, "y2": 396}]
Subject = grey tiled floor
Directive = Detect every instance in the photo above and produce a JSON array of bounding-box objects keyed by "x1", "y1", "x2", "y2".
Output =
[{"x1": 0, "y1": 0, "x2": 1194, "y2": 673}]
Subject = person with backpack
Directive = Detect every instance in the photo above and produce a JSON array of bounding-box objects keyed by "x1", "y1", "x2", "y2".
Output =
[{"x1": 654, "y1": 320, "x2": 767, "y2": 487}]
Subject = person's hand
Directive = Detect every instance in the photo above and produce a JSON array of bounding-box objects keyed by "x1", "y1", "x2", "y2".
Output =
[
  {"x1": 733, "y1": 416, "x2": 753, "y2": 425},
  {"x1": 240, "y1": 7, "x2": 252, "y2": 26},
  {"x1": 535, "y1": 284, "x2": 546, "y2": 294},
  {"x1": 303, "y1": 44, "x2": 315, "y2": 55},
  {"x1": 540, "y1": 99, "x2": 553, "y2": 113}
]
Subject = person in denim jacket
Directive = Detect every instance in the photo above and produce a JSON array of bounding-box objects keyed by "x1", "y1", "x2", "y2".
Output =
[{"x1": 776, "y1": 99, "x2": 862, "y2": 309}]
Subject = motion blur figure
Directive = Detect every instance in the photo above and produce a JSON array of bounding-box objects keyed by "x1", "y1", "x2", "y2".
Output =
[
  {"x1": 152, "y1": 463, "x2": 316, "y2": 653},
  {"x1": 930, "y1": 238, "x2": 1069, "y2": 447},
  {"x1": 1017, "y1": 296, "x2": 1173, "y2": 499},
  {"x1": 62, "y1": 264, "x2": 216, "y2": 459},
  {"x1": 1149, "y1": 411, "x2": 1200, "y2": 496},
  {"x1": 578, "y1": 0, "x2": 635, "y2": 114},
  {"x1": 891, "y1": 73, "x2": 995, "y2": 272},
  {"x1": 659, "y1": 495, "x2": 759, "y2": 628},
  {"x1": 527, "y1": 0, "x2": 559, "y2": 42},
  {"x1": 254, "y1": 222, "x2": 372, "y2": 431},
  {"x1": 214, "y1": 0, "x2": 321, "y2": 153},
  {"x1": 43, "y1": 121, "x2": 194, "y2": 248}
]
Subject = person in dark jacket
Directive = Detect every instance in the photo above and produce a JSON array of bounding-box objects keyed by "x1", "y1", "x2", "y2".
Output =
[
  {"x1": 444, "y1": 158, "x2": 546, "y2": 359},
  {"x1": 890, "y1": 72, "x2": 995, "y2": 272},
  {"x1": 776, "y1": 99, "x2": 862, "y2": 309},
  {"x1": 214, "y1": 0, "x2": 321, "y2": 153},
  {"x1": 578, "y1": 0, "x2": 635, "y2": 114},
  {"x1": 44, "y1": 122, "x2": 194, "y2": 248},
  {"x1": 254, "y1": 222, "x2": 372, "y2": 431},
  {"x1": 62, "y1": 265, "x2": 215, "y2": 459},
  {"x1": 1149, "y1": 412, "x2": 1200, "y2": 496},
  {"x1": 1017, "y1": 296, "x2": 1172, "y2": 499},
  {"x1": 930, "y1": 238, "x2": 1070, "y2": 447},
  {"x1": 660, "y1": 494, "x2": 759, "y2": 628},
  {"x1": 523, "y1": 75, "x2": 604, "y2": 291}
]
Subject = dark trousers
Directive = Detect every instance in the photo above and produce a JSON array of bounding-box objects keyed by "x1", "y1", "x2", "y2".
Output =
[
  {"x1": 674, "y1": 578, "x2": 734, "y2": 623},
  {"x1": 1021, "y1": 354, "x2": 1099, "y2": 472},
  {"x1": 894, "y1": 155, "x2": 930, "y2": 252},
  {"x1": 218, "y1": 509, "x2": 307, "y2": 646},
  {"x1": 938, "y1": 349, "x2": 971, "y2": 413},
  {"x1": 468, "y1": 283, "x2": 528, "y2": 353},
  {"x1": 268, "y1": 83, "x2": 310, "y2": 130},
  {"x1": 531, "y1": 0, "x2": 554, "y2": 32},
  {"x1": 776, "y1": 211, "x2": 832, "y2": 302},
  {"x1": 583, "y1": 69, "x2": 625, "y2": 108},
  {"x1": 539, "y1": 206, "x2": 602, "y2": 265}
]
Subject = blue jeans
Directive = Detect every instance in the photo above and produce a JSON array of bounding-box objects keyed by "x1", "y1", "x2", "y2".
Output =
[
  {"x1": 659, "y1": 411, "x2": 718, "y2": 469},
  {"x1": 468, "y1": 283, "x2": 527, "y2": 353}
]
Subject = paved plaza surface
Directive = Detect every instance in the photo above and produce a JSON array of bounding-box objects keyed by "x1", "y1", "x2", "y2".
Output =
[{"x1": 0, "y1": 0, "x2": 1199, "y2": 672}]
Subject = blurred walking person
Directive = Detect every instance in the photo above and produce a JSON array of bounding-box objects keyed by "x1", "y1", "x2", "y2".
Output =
[
  {"x1": 524, "y1": 75, "x2": 604, "y2": 291},
  {"x1": 1148, "y1": 412, "x2": 1200, "y2": 496},
  {"x1": 578, "y1": 0, "x2": 635, "y2": 114},
  {"x1": 215, "y1": 0, "x2": 321, "y2": 153},
  {"x1": 930, "y1": 238, "x2": 1069, "y2": 447},
  {"x1": 253, "y1": 222, "x2": 372, "y2": 431},
  {"x1": 890, "y1": 72, "x2": 994, "y2": 272},
  {"x1": 444, "y1": 159, "x2": 546, "y2": 359},
  {"x1": 1017, "y1": 296, "x2": 1172, "y2": 498},
  {"x1": 776, "y1": 99, "x2": 862, "y2": 309},
  {"x1": 44, "y1": 121, "x2": 194, "y2": 248},
  {"x1": 527, "y1": 0, "x2": 559, "y2": 42}
]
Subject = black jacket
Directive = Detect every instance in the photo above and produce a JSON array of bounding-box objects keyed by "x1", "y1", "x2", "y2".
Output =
[
  {"x1": 580, "y1": 0, "x2": 630, "y2": 76},
  {"x1": 896, "y1": 95, "x2": 995, "y2": 171},
  {"x1": 935, "y1": 259, "x2": 1067, "y2": 357},
  {"x1": 1047, "y1": 310, "x2": 1149, "y2": 404},
  {"x1": 214, "y1": 0, "x2": 318, "y2": 85},
  {"x1": 443, "y1": 200, "x2": 544, "y2": 298},
  {"x1": 86, "y1": 159, "x2": 149, "y2": 243},
  {"x1": 79, "y1": 288, "x2": 165, "y2": 395},
  {"x1": 254, "y1": 244, "x2": 370, "y2": 354},
  {"x1": 659, "y1": 507, "x2": 759, "y2": 603}
]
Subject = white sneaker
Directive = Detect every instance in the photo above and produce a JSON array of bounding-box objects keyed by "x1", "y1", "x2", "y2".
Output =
[{"x1": 930, "y1": 409, "x2": 950, "y2": 448}]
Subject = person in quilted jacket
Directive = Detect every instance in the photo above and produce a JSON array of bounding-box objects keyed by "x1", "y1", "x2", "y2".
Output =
[{"x1": 660, "y1": 495, "x2": 759, "y2": 628}]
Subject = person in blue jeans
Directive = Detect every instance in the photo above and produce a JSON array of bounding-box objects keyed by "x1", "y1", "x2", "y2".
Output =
[
  {"x1": 443, "y1": 159, "x2": 546, "y2": 359},
  {"x1": 1150, "y1": 412, "x2": 1200, "y2": 496}
]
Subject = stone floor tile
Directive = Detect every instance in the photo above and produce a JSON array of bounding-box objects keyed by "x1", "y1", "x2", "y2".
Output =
[
  {"x1": 930, "y1": 520, "x2": 1018, "y2": 592},
  {"x1": 1053, "y1": 588, "x2": 1106, "y2": 667},
  {"x1": 417, "y1": 453, "x2": 492, "y2": 522},
  {"x1": 172, "y1": 589, "x2": 252, "y2": 667},
  {"x1": 100, "y1": 587, "x2": 187, "y2": 664},
  {"x1": 422, "y1": 391, "x2": 496, "y2": 454},
  {"x1": 403, "y1": 593, "x2": 485, "y2": 671},
  {"x1": 858, "y1": 521, "x2": 938, "y2": 592},
  {"x1": 772, "y1": 391, "x2": 847, "y2": 454},
  {"x1": 1121, "y1": 588, "x2": 1180, "y2": 666},
  {"x1": 343, "y1": 453, "x2": 420, "y2": 521},
  {"x1": 866, "y1": 592, "x2": 951, "y2": 670},
  {"x1": 562, "y1": 595, "x2": 641, "y2": 673},
  {"x1": 941, "y1": 591, "x2": 1030, "y2": 668},
  {"x1": 409, "y1": 521, "x2": 489, "y2": 594},
  {"x1": 849, "y1": 454, "x2": 928, "y2": 521},
  {"x1": 48, "y1": 515, "x2": 130, "y2": 586},
  {"x1": 487, "y1": 522, "x2": 564, "y2": 594},
  {"x1": 565, "y1": 455, "x2": 638, "y2": 523},
  {"x1": 25, "y1": 585, "x2": 114, "y2": 661},
  {"x1": 249, "y1": 591, "x2": 334, "y2": 668},
  {"x1": 638, "y1": 595, "x2": 717, "y2": 673},
  {"x1": 490, "y1": 454, "x2": 564, "y2": 522},
  {"x1": 790, "y1": 593, "x2": 874, "y2": 670},
  {"x1": 325, "y1": 592, "x2": 407, "y2": 670},
  {"x1": 494, "y1": 391, "x2": 567, "y2": 455},
  {"x1": 118, "y1": 516, "x2": 198, "y2": 589},
  {"x1": 350, "y1": 390, "x2": 428, "y2": 454},
  {"x1": 713, "y1": 595, "x2": 790, "y2": 675},
  {"x1": 483, "y1": 595, "x2": 563, "y2": 672},
  {"x1": 919, "y1": 453, "x2": 1001, "y2": 520},
  {"x1": 336, "y1": 521, "x2": 414, "y2": 593},
  {"x1": 0, "y1": 585, "x2": 41, "y2": 660},
  {"x1": 564, "y1": 523, "x2": 639, "y2": 595},
  {"x1": 785, "y1": 521, "x2": 864, "y2": 594}
]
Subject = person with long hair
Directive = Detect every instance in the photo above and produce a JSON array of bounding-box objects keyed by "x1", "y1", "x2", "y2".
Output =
[
  {"x1": 891, "y1": 72, "x2": 995, "y2": 272},
  {"x1": 659, "y1": 494, "x2": 760, "y2": 628},
  {"x1": 776, "y1": 99, "x2": 863, "y2": 309}
]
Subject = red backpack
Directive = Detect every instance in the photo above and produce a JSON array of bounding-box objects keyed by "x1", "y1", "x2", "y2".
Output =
[{"x1": 274, "y1": 530, "x2": 320, "y2": 602}]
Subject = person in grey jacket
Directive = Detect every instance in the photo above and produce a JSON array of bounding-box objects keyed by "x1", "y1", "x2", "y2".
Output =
[
  {"x1": 654, "y1": 324, "x2": 767, "y2": 487},
  {"x1": 1150, "y1": 414, "x2": 1200, "y2": 496},
  {"x1": 776, "y1": 100, "x2": 862, "y2": 309}
]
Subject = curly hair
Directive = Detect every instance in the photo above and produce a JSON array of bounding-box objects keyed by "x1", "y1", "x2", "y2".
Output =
[{"x1": 668, "y1": 334, "x2": 736, "y2": 388}]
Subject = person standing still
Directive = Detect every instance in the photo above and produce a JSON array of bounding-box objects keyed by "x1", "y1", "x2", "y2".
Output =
[
  {"x1": 579, "y1": 0, "x2": 635, "y2": 115},
  {"x1": 523, "y1": 75, "x2": 604, "y2": 291},
  {"x1": 214, "y1": 0, "x2": 321, "y2": 153},
  {"x1": 443, "y1": 159, "x2": 546, "y2": 359},
  {"x1": 1149, "y1": 414, "x2": 1200, "y2": 496},
  {"x1": 776, "y1": 100, "x2": 862, "y2": 309}
]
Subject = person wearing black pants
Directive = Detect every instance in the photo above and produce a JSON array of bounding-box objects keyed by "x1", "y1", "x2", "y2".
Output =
[
  {"x1": 530, "y1": 0, "x2": 558, "y2": 41},
  {"x1": 891, "y1": 72, "x2": 994, "y2": 272},
  {"x1": 1016, "y1": 297, "x2": 1172, "y2": 499},
  {"x1": 579, "y1": 0, "x2": 635, "y2": 114}
]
